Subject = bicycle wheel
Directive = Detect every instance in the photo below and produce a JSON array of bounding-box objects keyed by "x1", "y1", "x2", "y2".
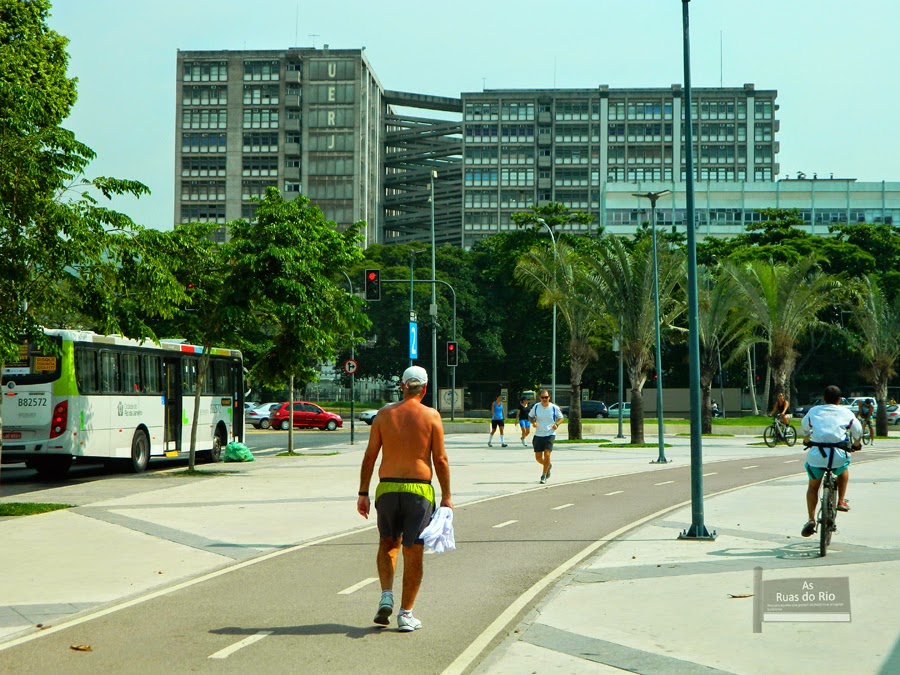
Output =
[
  {"x1": 862, "y1": 426, "x2": 872, "y2": 446},
  {"x1": 784, "y1": 425, "x2": 797, "y2": 447},
  {"x1": 763, "y1": 425, "x2": 777, "y2": 447},
  {"x1": 819, "y1": 484, "x2": 832, "y2": 557}
]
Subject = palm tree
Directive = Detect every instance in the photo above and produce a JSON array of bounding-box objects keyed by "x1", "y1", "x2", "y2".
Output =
[
  {"x1": 721, "y1": 258, "x2": 840, "y2": 404},
  {"x1": 515, "y1": 240, "x2": 600, "y2": 440},
  {"x1": 849, "y1": 276, "x2": 900, "y2": 436},
  {"x1": 583, "y1": 236, "x2": 684, "y2": 443},
  {"x1": 695, "y1": 266, "x2": 753, "y2": 433}
]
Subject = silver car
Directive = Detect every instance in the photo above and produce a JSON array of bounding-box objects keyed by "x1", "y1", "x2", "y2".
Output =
[{"x1": 245, "y1": 402, "x2": 282, "y2": 429}]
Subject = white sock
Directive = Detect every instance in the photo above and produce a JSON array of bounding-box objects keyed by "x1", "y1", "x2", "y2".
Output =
[
  {"x1": 381, "y1": 590, "x2": 393, "y2": 604},
  {"x1": 500, "y1": 435, "x2": 505, "y2": 443}
]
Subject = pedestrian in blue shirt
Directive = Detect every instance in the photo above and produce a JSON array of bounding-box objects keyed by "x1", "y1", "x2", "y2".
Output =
[{"x1": 488, "y1": 394, "x2": 507, "y2": 447}]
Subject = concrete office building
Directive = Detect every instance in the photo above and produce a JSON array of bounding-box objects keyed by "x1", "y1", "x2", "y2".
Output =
[{"x1": 175, "y1": 48, "x2": 384, "y2": 245}]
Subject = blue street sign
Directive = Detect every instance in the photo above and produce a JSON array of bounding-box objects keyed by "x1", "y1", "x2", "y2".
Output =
[{"x1": 409, "y1": 322, "x2": 418, "y2": 359}]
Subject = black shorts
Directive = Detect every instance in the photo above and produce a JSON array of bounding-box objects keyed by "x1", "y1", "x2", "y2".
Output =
[
  {"x1": 375, "y1": 492, "x2": 434, "y2": 546},
  {"x1": 491, "y1": 419, "x2": 504, "y2": 430},
  {"x1": 533, "y1": 435, "x2": 555, "y2": 453}
]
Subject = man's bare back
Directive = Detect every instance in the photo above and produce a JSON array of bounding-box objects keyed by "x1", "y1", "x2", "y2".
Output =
[{"x1": 371, "y1": 398, "x2": 443, "y2": 481}]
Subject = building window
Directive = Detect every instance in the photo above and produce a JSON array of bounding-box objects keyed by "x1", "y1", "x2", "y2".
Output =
[
  {"x1": 556, "y1": 190, "x2": 589, "y2": 210},
  {"x1": 555, "y1": 147, "x2": 589, "y2": 165},
  {"x1": 307, "y1": 83, "x2": 356, "y2": 103},
  {"x1": 608, "y1": 123, "x2": 625, "y2": 141},
  {"x1": 754, "y1": 100, "x2": 773, "y2": 120},
  {"x1": 183, "y1": 61, "x2": 227, "y2": 82},
  {"x1": 500, "y1": 168, "x2": 533, "y2": 186},
  {"x1": 242, "y1": 156, "x2": 279, "y2": 177},
  {"x1": 555, "y1": 125, "x2": 589, "y2": 143},
  {"x1": 466, "y1": 147, "x2": 499, "y2": 165},
  {"x1": 243, "y1": 60, "x2": 280, "y2": 81},
  {"x1": 464, "y1": 102, "x2": 499, "y2": 121},
  {"x1": 181, "y1": 133, "x2": 226, "y2": 153},
  {"x1": 242, "y1": 132, "x2": 279, "y2": 153},
  {"x1": 500, "y1": 124, "x2": 534, "y2": 143},
  {"x1": 182, "y1": 109, "x2": 227, "y2": 130},
  {"x1": 284, "y1": 181, "x2": 301, "y2": 193},
  {"x1": 307, "y1": 60, "x2": 356, "y2": 80},
  {"x1": 308, "y1": 132, "x2": 353, "y2": 151},
  {"x1": 500, "y1": 101, "x2": 534, "y2": 121},
  {"x1": 754, "y1": 145, "x2": 773, "y2": 164},
  {"x1": 181, "y1": 180, "x2": 225, "y2": 201},
  {"x1": 242, "y1": 108, "x2": 280, "y2": 129},
  {"x1": 182, "y1": 85, "x2": 227, "y2": 106},
  {"x1": 181, "y1": 157, "x2": 226, "y2": 177},
  {"x1": 554, "y1": 168, "x2": 588, "y2": 187},
  {"x1": 242, "y1": 179, "x2": 278, "y2": 200},
  {"x1": 500, "y1": 145, "x2": 534, "y2": 165},
  {"x1": 306, "y1": 178, "x2": 353, "y2": 199},
  {"x1": 307, "y1": 108, "x2": 354, "y2": 127},
  {"x1": 464, "y1": 190, "x2": 498, "y2": 208},
  {"x1": 465, "y1": 124, "x2": 498, "y2": 143},
  {"x1": 243, "y1": 85, "x2": 280, "y2": 105},
  {"x1": 555, "y1": 101, "x2": 590, "y2": 121},
  {"x1": 754, "y1": 167, "x2": 773, "y2": 180},
  {"x1": 500, "y1": 190, "x2": 531, "y2": 208},
  {"x1": 465, "y1": 168, "x2": 498, "y2": 187},
  {"x1": 754, "y1": 123, "x2": 773, "y2": 142},
  {"x1": 308, "y1": 156, "x2": 355, "y2": 175},
  {"x1": 180, "y1": 204, "x2": 226, "y2": 224}
]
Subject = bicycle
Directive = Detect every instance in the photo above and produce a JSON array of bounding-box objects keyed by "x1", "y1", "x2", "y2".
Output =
[
  {"x1": 763, "y1": 415, "x2": 796, "y2": 447},
  {"x1": 807, "y1": 442, "x2": 856, "y2": 557},
  {"x1": 856, "y1": 414, "x2": 874, "y2": 445}
]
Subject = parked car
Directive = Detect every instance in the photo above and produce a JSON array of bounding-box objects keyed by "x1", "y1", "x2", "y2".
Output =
[
  {"x1": 244, "y1": 402, "x2": 282, "y2": 429},
  {"x1": 886, "y1": 404, "x2": 899, "y2": 425},
  {"x1": 560, "y1": 400, "x2": 609, "y2": 418},
  {"x1": 607, "y1": 402, "x2": 631, "y2": 418},
  {"x1": 793, "y1": 397, "x2": 850, "y2": 417},
  {"x1": 270, "y1": 401, "x2": 343, "y2": 431}
]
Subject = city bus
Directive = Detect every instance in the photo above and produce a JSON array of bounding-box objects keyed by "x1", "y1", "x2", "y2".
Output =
[{"x1": 1, "y1": 329, "x2": 244, "y2": 478}]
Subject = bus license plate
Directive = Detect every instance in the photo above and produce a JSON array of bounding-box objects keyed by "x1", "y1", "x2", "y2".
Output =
[{"x1": 2, "y1": 431, "x2": 22, "y2": 440}]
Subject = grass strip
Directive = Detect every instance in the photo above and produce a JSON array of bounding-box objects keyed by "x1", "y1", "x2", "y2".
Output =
[{"x1": 0, "y1": 503, "x2": 72, "y2": 517}]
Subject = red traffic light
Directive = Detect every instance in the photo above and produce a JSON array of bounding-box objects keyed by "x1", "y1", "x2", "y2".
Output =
[{"x1": 367, "y1": 271, "x2": 377, "y2": 282}]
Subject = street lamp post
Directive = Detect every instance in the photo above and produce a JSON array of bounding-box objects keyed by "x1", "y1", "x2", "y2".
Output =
[
  {"x1": 616, "y1": 316, "x2": 625, "y2": 438},
  {"x1": 430, "y1": 170, "x2": 438, "y2": 410},
  {"x1": 340, "y1": 271, "x2": 356, "y2": 445},
  {"x1": 537, "y1": 218, "x2": 557, "y2": 402},
  {"x1": 679, "y1": 0, "x2": 715, "y2": 540},
  {"x1": 633, "y1": 190, "x2": 671, "y2": 464}
]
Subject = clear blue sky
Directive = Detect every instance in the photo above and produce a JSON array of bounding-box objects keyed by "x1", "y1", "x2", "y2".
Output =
[{"x1": 49, "y1": 0, "x2": 900, "y2": 230}]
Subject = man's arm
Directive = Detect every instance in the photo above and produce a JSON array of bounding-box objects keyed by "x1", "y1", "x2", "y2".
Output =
[
  {"x1": 357, "y1": 419, "x2": 382, "y2": 519},
  {"x1": 430, "y1": 411, "x2": 452, "y2": 509}
]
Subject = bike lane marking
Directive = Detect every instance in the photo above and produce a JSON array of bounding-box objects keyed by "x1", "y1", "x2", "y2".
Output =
[
  {"x1": 654, "y1": 481, "x2": 674, "y2": 486},
  {"x1": 493, "y1": 520, "x2": 518, "y2": 529},
  {"x1": 552, "y1": 504, "x2": 574, "y2": 511},
  {"x1": 604, "y1": 491, "x2": 624, "y2": 496},
  {"x1": 337, "y1": 577, "x2": 378, "y2": 595},
  {"x1": 208, "y1": 631, "x2": 273, "y2": 659}
]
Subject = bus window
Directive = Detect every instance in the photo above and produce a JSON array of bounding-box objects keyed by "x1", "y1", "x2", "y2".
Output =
[
  {"x1": 212, "y1": 360, "x2": 229, "y2": 395},
  {"x1": 182, "y1": 358, "x2": 197, "y2": 395},
  {"x1": 75, "y1": 349, "x2": 98, "y2": 394},
  {"x1": 99, "y1": 351, "x2": 120, "y2": 394},
  {"x1": 122, "y1": 353, "x2": 140, "y2": 393},
  {"x1": 142, "y1": 354, "x2": 161, "y2": 394}
]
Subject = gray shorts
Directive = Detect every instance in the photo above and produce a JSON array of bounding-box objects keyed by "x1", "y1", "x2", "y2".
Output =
[{"x1": 375, "y1": 492, "x2": 434, "y2": 546}]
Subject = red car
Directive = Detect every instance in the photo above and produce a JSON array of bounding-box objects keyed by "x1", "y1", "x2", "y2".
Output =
[{"x1": 269, "y1": 401, "x2": 343, "y2": 431}]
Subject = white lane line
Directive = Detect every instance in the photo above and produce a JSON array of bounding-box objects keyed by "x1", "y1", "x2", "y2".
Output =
[
  {"x1": 703, "y1": 472, "x2": 718, "y2": 477},
  {"x1": 654, "y1": 480, "x2": 674, "y2": 486},
  {"x1": 493, "y1": 520, "x2": 518, "y2": 529},
  {"x1": 742, "y1": 465, "x2": 759, "y2": 469},
  {"x1": 209, "y1": 631, "x2": 273, "y2": 660},
  {"x1": 604, "y1": 491, "x2": 624, "y2": 496},
  {"x1": 338, "y1": 577, "x2": 377, "y2": 595},
  {"x1": 552, "y1": 503, "x2": 574, "y2": 511},
  {"x1": 783, "y1": 459, "x2": 799, "y2": 463}
]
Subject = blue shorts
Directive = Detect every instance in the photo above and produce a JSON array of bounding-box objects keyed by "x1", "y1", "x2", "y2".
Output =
[
  {"x1": 805, "y1": 460, "x2": 850, "y2": 480},
  {"x1": 519, "y1": 420, "x2": 531, "y2": 428}
]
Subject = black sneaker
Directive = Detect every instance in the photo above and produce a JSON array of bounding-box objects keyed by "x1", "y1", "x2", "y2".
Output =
[
  {"x1": 539, "y1": 474, "x2": 546, "y2": 484},
  {"x1": 501, "y1": 443, "x2": 508, "y2": 447},
  {"x1": 801, "y1": 520, "x2": 816, "y2": 537}
]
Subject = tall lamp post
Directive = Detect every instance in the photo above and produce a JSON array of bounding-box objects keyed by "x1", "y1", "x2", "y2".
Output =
[
  {"x1": 340, "y1": 271, "x2": 356, "y2": 445},
  {"x1": 679, "y1": 0, "x2": 715, "y2": 540},
  {"x1": 615, "y1": 316, "x2": 625, "y2": 438},
  {"x1": 430, "y1": 170, "x2": 438, "y2": 410},
  {"x1": 537, "y1": 218, "x2": 557, "y2": 402},
  {"x1": 633, "y1": 190, "x2": 671, "y2": 463}
]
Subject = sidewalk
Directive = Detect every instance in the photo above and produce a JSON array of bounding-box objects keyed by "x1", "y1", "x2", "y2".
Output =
[{"x1": 1, "y1": 434, "x2": 898, "y2": 674}]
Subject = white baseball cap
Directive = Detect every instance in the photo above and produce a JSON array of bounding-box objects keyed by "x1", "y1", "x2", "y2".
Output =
[{"x1": 401, "y1": 365, "x2": 428, "y2": 385}]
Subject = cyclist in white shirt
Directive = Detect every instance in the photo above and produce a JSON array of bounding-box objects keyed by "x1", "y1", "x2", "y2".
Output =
[{"x1": 799, "y1": 385, "x2": 862, "y2": 537}]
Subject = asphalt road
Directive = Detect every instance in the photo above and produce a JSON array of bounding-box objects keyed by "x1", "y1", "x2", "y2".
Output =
[{"x1": 0, "y1": 451, "x2": 826, "y2": 674}]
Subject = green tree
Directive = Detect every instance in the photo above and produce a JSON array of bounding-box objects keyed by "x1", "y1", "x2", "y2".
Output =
[
  {"x1": 848, "y1": 276, "x2": 900, "y2": 436},
  {"x1": 515, "y1": 241, "x2": 602, "y2": 439},
  {"x1": 584, "y1": 236, "x2": 684, "y2": 443},
  {"x1": 227, "y1": 190, "x2": 368, "y2": 450},
  {"x1": 0, "y1": 0, "x2": 182, "y2": 458},
  {"x1": 721, "y1": 258, "x2": 840, "y2": 404}
]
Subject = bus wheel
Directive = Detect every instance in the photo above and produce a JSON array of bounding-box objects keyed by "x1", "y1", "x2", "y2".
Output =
[
  {"x1": 31, "y1": 456, "x2": 73, "y2": 480},
  {"x1": 127, "y1": 429, "x2": 150, "y2": 473},
  {"x1": 205, "y1": 428, "x2": 226, "y2": 463}
]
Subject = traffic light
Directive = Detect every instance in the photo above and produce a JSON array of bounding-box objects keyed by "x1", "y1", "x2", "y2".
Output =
[
  {"x1": 446, "y1": 341, "x2": 458, "y2": 367},
  {"x1": 364, "y1": 269, "x2": 381, "y2": 301}
]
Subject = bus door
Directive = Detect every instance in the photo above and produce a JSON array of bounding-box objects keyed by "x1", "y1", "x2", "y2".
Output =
[{"x1": 164, "y1": 357, "x2": 182, "y2": 453}]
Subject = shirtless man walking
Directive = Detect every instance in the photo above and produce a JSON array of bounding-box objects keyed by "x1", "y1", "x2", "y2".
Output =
[{"x1": 357, "y1": 365, "x2": 452, "y2": 632}]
